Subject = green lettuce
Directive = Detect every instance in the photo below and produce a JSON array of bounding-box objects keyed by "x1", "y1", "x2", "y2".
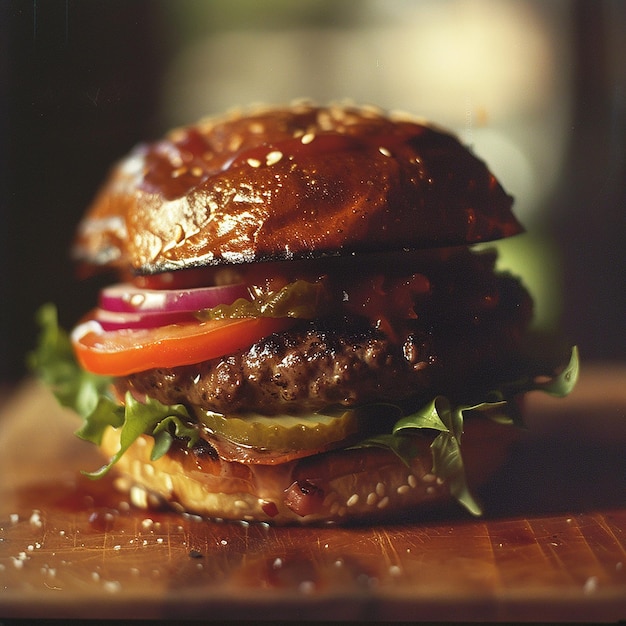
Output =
[
  {"x1": 28, "y1": 304, "x2": 200, "y2": 478},
  {"x1": 355, "y1": 346, "x2": 579, "y2": 516},
  {"x1": 27, "y1": 304, "x2": 111, "y2": 421},
  {"x1": 29, "y1": 304, "x2": 579, "y2": 516}
]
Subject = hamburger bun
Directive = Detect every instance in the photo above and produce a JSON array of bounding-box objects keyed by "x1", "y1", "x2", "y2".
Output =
[
  {"x1": 102, "y1": 415, "x2": 518, "y2": 524},
  {"x1": 73, "y1": 102, "x2": 522, "y2": 274}
]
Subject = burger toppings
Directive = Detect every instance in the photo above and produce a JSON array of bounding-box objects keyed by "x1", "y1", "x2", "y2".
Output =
[
  {"x1": 119, "y1": 247, "x2": 533, "y2": 415},
  {"x1": 196, "y1": 409, "x2": 360, "y2": 459},
  {"x1": 91, "y1": 308, "x2": 197, "y2": 331},
  {"x1": 99, "y1": 281, "x2": 250, "y2": 313},
  {"x1": 71, "y1": 315, "x2": 294, "y2": 377},
  {"x1": 32, "y1": 263, "x2": 579, "y2": 517}
]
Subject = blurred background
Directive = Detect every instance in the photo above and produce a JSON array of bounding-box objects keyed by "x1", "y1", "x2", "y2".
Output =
[{"x1": 1, "y1": 0, "x2": 625, "y2": 385}]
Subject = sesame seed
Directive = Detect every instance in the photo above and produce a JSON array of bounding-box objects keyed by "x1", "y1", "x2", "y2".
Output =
[
  {"x1": 103, "y1": 580, "x2": 122, "y2": 594},
  {"x1": 366, "y1": 492, "x2": 377, "y2": 506},
  {"x1": 29, "y1": 510, "x2": 42, "y2": 528},
  {"x1": 583, "y1": 576, "x2": 599, "y2": 594},
  {"x1": 378, "y1": 146, "x2": 392, "y2": 157},
  {"x1": 376, "y1": 482, "x2": 386, "y2": 497},
  {"x1": 377, "y1": 496, "x2": 390, "y2": 509},
  {"x1": 228, "y1": 134, "x2": 244, "y2": 151},
  {"x1": 128, "y1": 293, "x2": 145, "y2": 308},
  {"x1": 317, "y1": 111, "x2": 333, "y2": 130},
  {"x1": 265, "y1": 150, "x2": 283, "y2": 166},
  {"x1": 301, "y1": 132, "x2": 315, "y2": 145},
  {"x1": 426, "y1": 486, "x2": 436, "y2": 495},
  {"x1": 171, "y1": 166, "x2": 188, "y2": 178},
  {"x1": 130, "y1": 486, "x2": 148, "y2": 509},
  {"x1": 397, "y1": 485, "x2": 410, "y2": 495},
  {"x1": 346, "y1": 494, "x2": 360, "y2": 507},
  {"x1": 422, "y1": 473, "x2": 437, "y2": 484},
  {"x1": 360, "y1": 104, "x2": 384, "y2": 118},
  {"x1": 247, "y1": 158, "x2": 261, "y2": 168},
  {"x1": 191, "y1": 166, "x2": 203, "y2": 177},
  {"x1": 169, "y1": 155, "x2": 184, "y2": 169},
  {"x1": 407, "y1": 474, "x2": 417, "y2": 488},
  {"x1": 299, "y1": 581, "x2": 315, "y2": 594},
  {"x1": 329, "y1": 104, "x2": 348, "y2": 121}
]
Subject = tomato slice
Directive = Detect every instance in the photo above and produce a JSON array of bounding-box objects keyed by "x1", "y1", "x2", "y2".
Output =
[{"x1": 72, "y1": 314, "x2": 294, "y2": 377}]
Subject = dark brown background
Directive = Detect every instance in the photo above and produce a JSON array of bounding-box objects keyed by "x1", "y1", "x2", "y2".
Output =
[{"x1": 1, "y1": 1, "x2": 167, "y2": 384}]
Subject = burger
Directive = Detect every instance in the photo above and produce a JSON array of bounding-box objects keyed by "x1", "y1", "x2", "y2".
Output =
[{"x1": 32, "y1": 102, "x2": 578, "y2": 524}]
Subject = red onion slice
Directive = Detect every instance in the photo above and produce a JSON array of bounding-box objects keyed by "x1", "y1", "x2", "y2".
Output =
[
  {"x1": 93, "y1": 308, "x2": 196, "y2": 331},
  {"x1": 99, "y1": 282, "x2": 249, "y2": 313}
]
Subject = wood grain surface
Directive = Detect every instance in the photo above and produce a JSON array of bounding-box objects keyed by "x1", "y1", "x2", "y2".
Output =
[{"x1": 1, "y1": 365, "x2": 626, "y2": 622}]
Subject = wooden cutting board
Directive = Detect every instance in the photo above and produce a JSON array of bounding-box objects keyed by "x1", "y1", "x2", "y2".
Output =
[{"x1": 1, "y1": 365, "x2": 626, "y2": 622}]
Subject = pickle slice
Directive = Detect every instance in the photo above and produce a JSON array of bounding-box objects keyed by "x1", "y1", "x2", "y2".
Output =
[{"x1": 196, "y1": 409, "x2": 359, "y2": 451}]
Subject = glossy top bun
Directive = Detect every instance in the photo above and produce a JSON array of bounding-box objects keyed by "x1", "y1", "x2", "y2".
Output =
[{"x1": 73, "y1": 101, "x2": 522, "y2": 274}]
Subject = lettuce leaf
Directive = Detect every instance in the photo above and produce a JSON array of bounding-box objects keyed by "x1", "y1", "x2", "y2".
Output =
[
  {"x1": 356, "y1": 346, "x2": 579, "y2": 516},
  {"x1": 30, "y1": 304, "x2": 579, "y2": 516},
  {"x1": 29, "y1": 304, "x2": 200, "y2": 478},
  {"x1": 27, "y1": 304, "x2": 112, "y2": 420},
  {"x1": 78, "y1": 393, "x2": 199, "y2": 479}
]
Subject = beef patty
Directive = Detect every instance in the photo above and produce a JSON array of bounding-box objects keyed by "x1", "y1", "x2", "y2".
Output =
[{"x1": 121, "y1": 266, "x2": 532, "y2": 416}]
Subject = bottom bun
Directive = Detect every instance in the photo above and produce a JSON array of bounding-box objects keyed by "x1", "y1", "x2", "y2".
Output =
[{"x1": 100, "y1": 419, "x2": 518, "y2": 525}]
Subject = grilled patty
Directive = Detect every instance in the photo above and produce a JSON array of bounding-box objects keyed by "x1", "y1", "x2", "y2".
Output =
[{"x1": 121, "y1": 264, "x2": 532, "y2": 416}]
